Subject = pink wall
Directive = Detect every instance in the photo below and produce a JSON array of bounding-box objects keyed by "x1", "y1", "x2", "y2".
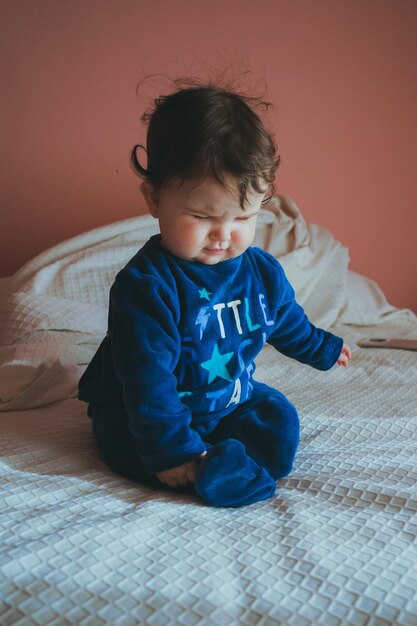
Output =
[{"x1": 1, "y1": 0, "x2": 416, "y2": 311}]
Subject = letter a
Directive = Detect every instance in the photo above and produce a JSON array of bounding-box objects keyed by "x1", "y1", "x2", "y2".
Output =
[{"x1": 226, "y1": 378, "x2": 242, "y2": 407}]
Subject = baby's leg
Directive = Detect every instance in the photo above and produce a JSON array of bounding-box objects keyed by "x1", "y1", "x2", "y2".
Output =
[
  {"x1": 210, "y1": 382, "x2": 300, "y2": 480},
  {"x1": 233, "y1": 382, "x2": 299, "y2": 479},
  {"x1": 194, "y1": 383, "x2": 299, "y2": 507}
]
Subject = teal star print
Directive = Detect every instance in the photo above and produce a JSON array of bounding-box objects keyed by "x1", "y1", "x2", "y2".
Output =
[
  {"x1": 198, "y1": 287, "x2": 212, "y2": 301},
  {"x1": 201, "y1": 343, "x2": 233, "y2": 384}
]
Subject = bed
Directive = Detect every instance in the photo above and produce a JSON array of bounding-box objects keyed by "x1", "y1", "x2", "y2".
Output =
[{"x1": 1, "y1": 196, "x2": 416, "y2": 626}]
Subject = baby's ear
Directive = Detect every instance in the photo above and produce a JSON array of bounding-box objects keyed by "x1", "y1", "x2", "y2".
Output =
[{"x1": 140, "y1": 181, "x2": 159, "y2": 217}]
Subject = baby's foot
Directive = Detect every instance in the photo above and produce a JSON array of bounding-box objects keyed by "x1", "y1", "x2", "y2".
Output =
[{"x1": 194, "y1": 438, "x2": 276, "y2": 507}]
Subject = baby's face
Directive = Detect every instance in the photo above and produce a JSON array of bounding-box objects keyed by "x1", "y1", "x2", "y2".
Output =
[{"x1": 141, "y1": 175, "x2": 267, "y2": 265}]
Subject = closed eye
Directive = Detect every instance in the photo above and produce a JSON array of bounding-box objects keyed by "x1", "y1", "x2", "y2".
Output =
[
  {"x1": 236, "y1": 214, "x2": 257, "y2": 222},
  {"x1": 191, "y1": 214, "x2": 210, "y2": 221},
  {"x1": 187, "y1": 212, "x2": 258, "y2": 222}
]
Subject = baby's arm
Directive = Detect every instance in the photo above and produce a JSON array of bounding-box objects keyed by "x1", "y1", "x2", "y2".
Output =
[
  {"x1": 266, "y1": 259, "x2": 350, "y2": 371},
  {"x1": 337, "y1": 343, "x2": 352, "y2": 367},
  {"x1": 157, "y1": 452, "x2": 207, "y2": 488},
  {"x1": 110, "y1": 270, "x2": 206, "y2": 475}
]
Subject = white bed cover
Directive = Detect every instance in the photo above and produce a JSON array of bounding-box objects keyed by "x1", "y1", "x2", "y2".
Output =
[{"x1": 1, "y1": 197, "x2": 416, "y2": 625}]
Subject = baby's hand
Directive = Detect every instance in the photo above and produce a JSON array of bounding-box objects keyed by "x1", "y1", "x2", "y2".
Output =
[
  {"x1": 337, "y1": 343, "x2": 352, "y2": 368},
  {"x1": 156, "y1": 452, "x2": 207, "y2": 488}
]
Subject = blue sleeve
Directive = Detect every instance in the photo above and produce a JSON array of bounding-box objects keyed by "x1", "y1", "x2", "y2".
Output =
[
  {"x1": 109, "y1": 269, "x2": 206, "y2": 473},
  {"x1": 266, "y1": 261, "x2": 343, "y2": 370}
]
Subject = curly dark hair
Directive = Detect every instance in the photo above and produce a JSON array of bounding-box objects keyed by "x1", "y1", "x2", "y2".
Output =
[{"x1": 131, "y1": 78, "x2": 280, "y2": 208}]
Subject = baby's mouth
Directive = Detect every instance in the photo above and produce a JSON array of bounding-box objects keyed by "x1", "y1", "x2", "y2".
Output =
[{"x1": 204, "y1": 247, "x2": 228, "y2": 255}]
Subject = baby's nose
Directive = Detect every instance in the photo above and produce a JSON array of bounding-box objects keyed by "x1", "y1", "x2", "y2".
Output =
[{"x1": 210, "y1": 223, "x2": 231, "y2": 242}]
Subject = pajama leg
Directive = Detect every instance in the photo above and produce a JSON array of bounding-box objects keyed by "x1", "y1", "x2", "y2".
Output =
[
  {"x1": 194, "y1": 382, "x2": 299, "y2": 507},
  {"x1": 209, "y1": 382, "x2": 300, "y2": 480},
  {"x1": 241, "y1": 383, "x2": 299, "y2": 479}
]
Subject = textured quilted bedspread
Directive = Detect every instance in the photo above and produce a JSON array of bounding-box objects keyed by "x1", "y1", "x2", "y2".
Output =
[{"x1": 1, "y1": 198, "x2": 417, "y2": 625}]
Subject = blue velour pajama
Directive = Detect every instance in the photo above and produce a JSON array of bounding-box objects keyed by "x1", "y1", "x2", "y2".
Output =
[{"x1": 79, "y1": 235, "x2": 343, "y2": 507}]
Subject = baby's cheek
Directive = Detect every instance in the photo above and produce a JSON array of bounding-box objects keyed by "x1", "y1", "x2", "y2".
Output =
[
  {"x1": 239, "y1": 224, "x2": 256, "y2": 247},
  {"x1": 183, "y1": 226, "x2": 204, "y2": 248}
]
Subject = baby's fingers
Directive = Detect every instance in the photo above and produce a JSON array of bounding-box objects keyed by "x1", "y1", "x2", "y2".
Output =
[
  {"x1": 337, "y1": 343, "x2": 352, "y2": 367},
  {"x1": 343, "y1": 344, "x2": 352, "y2": 359},
  {"x1": 157, "y1": 473, "x2": 177, "y2": 488},
  {"x1": 182, "y1": 460, "x2": 198, "y2": 484},
  {"x1": 337, "y1": 354, "x2": 349, "y2": 367},
  {"x1": 157, "y1": 463, "x2": 196, "y2": 488}
]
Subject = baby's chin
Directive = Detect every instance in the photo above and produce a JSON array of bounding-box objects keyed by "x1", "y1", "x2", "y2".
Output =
[
  {"x1": 197, "y1": 256, "x2": 226, "y2": 265},
  {"x1": 195, "y1": 248, "x2": 234, "y2": 265}
]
